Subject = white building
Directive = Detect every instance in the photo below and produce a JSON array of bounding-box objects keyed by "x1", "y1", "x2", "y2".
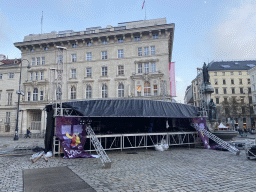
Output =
[{"x1": 6, "y1": 18, "x2": 175, "y2": 136}]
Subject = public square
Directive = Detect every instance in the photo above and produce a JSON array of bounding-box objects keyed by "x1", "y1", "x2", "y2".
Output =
[{"x1": 0, "y1": 136, "x2": 256, "y2": 192}]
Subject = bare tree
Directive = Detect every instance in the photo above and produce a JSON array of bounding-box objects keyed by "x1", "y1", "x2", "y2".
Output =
[{"x1": 219, "y1": 97, "x2": 242, "y2": 128}]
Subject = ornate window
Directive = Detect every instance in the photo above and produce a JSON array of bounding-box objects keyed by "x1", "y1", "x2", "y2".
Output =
[
  {"x1": 118, "y1": 37, "x2": 123, "y2": 43},
  {"x1": 151, "y1": 46, "x2": 155, "y2": 55},
  {"x1": 134, "y1": 36, "x2": 140, "y2": 41},
  {"x1": 33, "y1": 88, "x2": 38, "y2": 101},
  {"x1": 144, "y1": 47, "x2": 149, "y2": 55},
  {"x1": 144, "y1": 81, "x2": 151, "y2": 96},
  {"x1": 102, "y1": 51, "x2": 107, "y2": 60},
  {"x1": 36, "y1": 57, "x2": 40, "y2": 65},
  {"x1": 138, "y1": 64, "x2": 142, "y2": 73},
  {"x1": 102, "y1": 39, "x2": 107, "y2": 45},
  {"x1": 153, "y1": 33, "x2": 159, "y2": 39},
  {"x1": 71, "y1": 86, "x2": 76, "y2": 99},
  {"x1": 7, "y1": 93, "x2": 12, "y2": 105},
  {"x1": 118, "y1": 49, "x2": 124, "y2": 58},
  {"x1": 32, "y1": 57, "x2": 35, "y2": 66},
  {"x1": 102, "y1": 67, "x2": 108, "y2": 76},
  {"x1": 35, "y1": 72, "x2": 38, "y2": 81},
  {"x1": 28, "y1": 92, "x2": 31, "y2": 101},
  {"x1": 42, "y1": 57, "x2": 45, "y2": 65},
  {"x1": 144, "y1": 63, "x2": 149, "y2": 73},
  {"x1": 86, "y1": 52, "x2": 92, "y2": 61},
  {"x1": 40, "y1": 72, "x2": 44, "y2": 80},
  {"x1": 102, "y1": 84, "x2": 108, "y2": 98},
  {"x1": 153, "y1": 85, "x2": 158, "y2": 96},
  {"x1": 87, "y1": 42, "x2": 92, "y2": 46},
  {"x1": 40, "y1": 91, "x2": 43, "y2": 101},
  {"x1": 151, "y1": 63, "x2": 156, "y2": 72},
  {"x1": 71, "y1": 69, "x2": 76, "y2": 78},
  {"x1": 118, "y1": 83, "x2": 124, "y2": 97},
  {"x1": 86, "y1": 85, "x2": 92, "y2": 99},
  {"x1": 118, "y1": 65, "x2": 124, "y2": 75},
  {"x1": 9, "y1": 73, "x2": 14, "y2": 79},
  {"x1": 71, "y1": 54, "x2": 77, "y2": 62},
  {"x1": 137, "y1": 85, "x2": 141, "y2": 96},
  {"x1": 138, "y1": 47, "x2": 142, "y2": 56},
  {"x1": 87, "y1": 68, "x2": 92, "y2": 77}
]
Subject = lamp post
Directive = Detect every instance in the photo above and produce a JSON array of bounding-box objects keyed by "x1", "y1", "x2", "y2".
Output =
[{"x1": 14, "y1": 59, "x2": 31, "y2": 140}]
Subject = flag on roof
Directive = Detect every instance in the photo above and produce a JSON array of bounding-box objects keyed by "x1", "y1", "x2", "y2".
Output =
[{"x1": 142, "y1": 0, "x2": 145, "y2": 9}]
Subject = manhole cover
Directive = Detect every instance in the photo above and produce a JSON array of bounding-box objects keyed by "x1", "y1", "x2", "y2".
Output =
[{"x1": 23, "y1": 166, "x2": 96, "y2": 192}]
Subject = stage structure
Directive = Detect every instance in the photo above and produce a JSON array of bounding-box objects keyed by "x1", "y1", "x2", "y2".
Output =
[{"x1": 44, "y1": 99, "x2": 203, "y2": 157}]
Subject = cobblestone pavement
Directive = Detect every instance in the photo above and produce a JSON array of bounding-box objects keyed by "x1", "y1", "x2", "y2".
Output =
[{"x1": 0, "y1": 136, "x2": 256, "y2": 192}]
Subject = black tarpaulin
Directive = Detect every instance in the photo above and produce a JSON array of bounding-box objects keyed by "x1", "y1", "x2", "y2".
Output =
[{"x1": 61, "y1": 99, "x2": 198, "y2": 118}]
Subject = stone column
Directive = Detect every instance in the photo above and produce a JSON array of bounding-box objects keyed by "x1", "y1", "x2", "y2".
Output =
[
  {"x1": 41, "y1": 109, "x2": 46, "y2": 132},
  {"x1": 22, "y1": 110, "x2": 28, "y2": 134}
]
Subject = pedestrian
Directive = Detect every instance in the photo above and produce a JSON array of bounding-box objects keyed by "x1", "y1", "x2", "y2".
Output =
[{"x1": 25, "y1": 127, "x2": 31, "y2": 138}]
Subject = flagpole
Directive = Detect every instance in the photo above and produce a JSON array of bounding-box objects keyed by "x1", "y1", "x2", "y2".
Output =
[
  {"x1": 41, "y1": 11, "x2": 43, "y2": 34},
  {"x1": 145, "y1": 0, "x2": 146, "y2": 20}
]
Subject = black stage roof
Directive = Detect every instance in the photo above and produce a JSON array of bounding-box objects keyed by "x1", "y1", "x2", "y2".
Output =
[{"x1": 57, "y1": 99, "x2": 198, "y2": 118}]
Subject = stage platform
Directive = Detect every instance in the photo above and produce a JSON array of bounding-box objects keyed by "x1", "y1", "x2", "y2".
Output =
[{"x1": 53, "y1": 131, "x2": 202, "y2": 155}]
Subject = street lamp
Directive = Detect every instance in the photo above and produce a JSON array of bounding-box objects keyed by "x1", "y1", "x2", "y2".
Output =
[{"x1": 14, "y1": 59, "x2": 31, "y2": 140}]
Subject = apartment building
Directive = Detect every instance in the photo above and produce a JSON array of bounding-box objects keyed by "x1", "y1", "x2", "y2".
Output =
[
  {"x1": 248, "y1": 66, "x2": 256, "y2": 120},
  {"x1": 192, "y1": 60, "x2": 256, "y2": 129},
  {"x1": 0, "y1": 58, "x2": 21, "y2": 135},
  {"x1": 10, "y1": 18, "x2": 175, "y2": 135}
]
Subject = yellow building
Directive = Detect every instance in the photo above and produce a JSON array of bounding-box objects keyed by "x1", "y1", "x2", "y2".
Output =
[{"x1": 192, "y1": 61, "x2": 256, "y2": 129}]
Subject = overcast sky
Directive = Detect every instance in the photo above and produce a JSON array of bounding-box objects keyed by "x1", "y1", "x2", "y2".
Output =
[{"x1": 1, "y1": 0, "x2": 256, "y2": 102}]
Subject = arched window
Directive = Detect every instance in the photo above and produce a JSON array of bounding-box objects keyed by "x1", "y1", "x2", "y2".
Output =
[
  {"x1": 118, "y1": 83, "x2": 124, "y2": 97},
  {"x1": 144, "y1": 81, "x2": 151, "y2": 96},
  {"x1": 102, "y1": 84, "x2": 108, "y2": 98},
  {"x1": 86, "y1": 85, "x2": 92, "y2": 99},
  {"x1": 71, "y1": 86, "x2": 76, "y2": 99},
  {"x1": 33, "y1": 88, "x2": 38, "y2": 101}
]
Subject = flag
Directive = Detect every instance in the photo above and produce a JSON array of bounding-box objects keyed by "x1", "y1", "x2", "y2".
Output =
[
  {"x1": 142, "y1": 0, "x2": 145, "y2": 9},
  {"x1": 169, "y1": 62, "x2": 176, "y2": 97}
]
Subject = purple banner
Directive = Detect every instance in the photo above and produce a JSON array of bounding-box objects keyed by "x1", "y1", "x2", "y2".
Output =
[
  {"x1": 193, "y1": 117, "x2": 210, "y2": 149},
  {"x1": 56, "y1": 116, "x2": 93, "y2": 159}
]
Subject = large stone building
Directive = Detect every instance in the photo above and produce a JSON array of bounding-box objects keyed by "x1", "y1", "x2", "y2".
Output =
[
  {"x1": 248, "y1": 66, "x2": 256, "y2": 120},
  {"x1": 0, "y1": 58, "x2": 21, "y2": 135},
  {"x1": 190, "y1": 60, "x2": 256, "y2": 129},
  {"x1": 5, "y1": 18, "x2": 175, "y2": 136}
]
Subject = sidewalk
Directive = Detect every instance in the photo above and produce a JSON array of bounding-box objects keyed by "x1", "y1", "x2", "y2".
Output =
[{"x1": 0, "y1": 136, "x2": 44, "y2": 155}]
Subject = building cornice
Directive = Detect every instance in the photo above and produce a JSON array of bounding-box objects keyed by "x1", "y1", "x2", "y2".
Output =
[{"x1": 14, "y1": 24, "x2": 174, "y2": 49}]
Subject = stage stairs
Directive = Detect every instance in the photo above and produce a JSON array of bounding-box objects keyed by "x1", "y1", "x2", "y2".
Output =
[
  {"x1": 86, "y1": 124, "x2": 111, "y2": 168},
  {"x1": 192, "y1": 123, "x2": 240, "y2": 156}
]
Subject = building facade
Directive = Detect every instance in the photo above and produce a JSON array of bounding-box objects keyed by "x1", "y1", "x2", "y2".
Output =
[
  {"x1": 0, "y1": 59, "x2": 21, "y2": 135},
  {"x1": 248, "y1": 66, "x2": 256, "y2": 122},
  {"x1": 191, "y1": 61, "x2": 256, "y2": 129},
  {"x1": 9, "y1": 18, "x2": 175, "y2": 136}
]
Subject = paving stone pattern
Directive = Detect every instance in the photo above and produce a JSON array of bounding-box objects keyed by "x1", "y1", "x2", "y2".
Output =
[{"x1": 0, "y1": 136, "x2": 256, "y2": 191}]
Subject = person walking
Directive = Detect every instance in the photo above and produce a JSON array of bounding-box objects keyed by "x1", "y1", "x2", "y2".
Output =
[{"x1": 25, "y1": 127, "x2": 31, "y2": 138}]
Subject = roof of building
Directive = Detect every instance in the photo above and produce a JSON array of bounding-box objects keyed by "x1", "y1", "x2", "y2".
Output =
[
  {"x1": 0, "y1": 59, "x2": 21, "y2": 66},
  {"x1": 208, "y1": 60, "x2": 256, "y2": 71}
]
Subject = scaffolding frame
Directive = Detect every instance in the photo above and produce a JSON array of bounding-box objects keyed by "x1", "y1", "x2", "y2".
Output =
[{"x1": 197, "y1": 68, "x2": 207, "y2": 117}]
